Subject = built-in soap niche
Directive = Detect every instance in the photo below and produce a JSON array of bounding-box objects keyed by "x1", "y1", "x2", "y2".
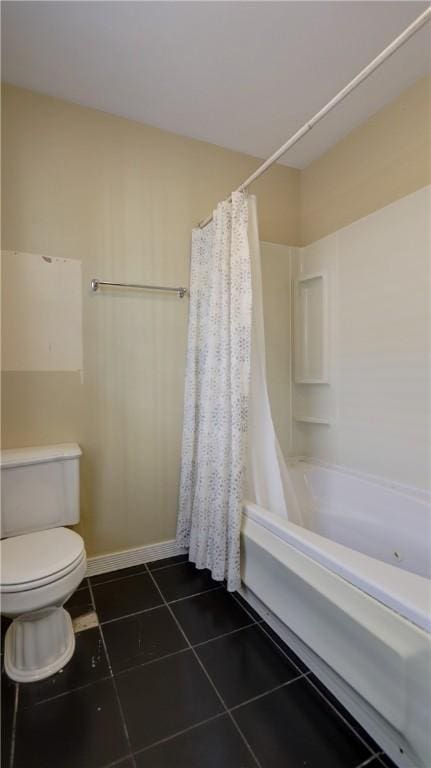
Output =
[
  {"x1": 292, "y1": 380, "x2": 334, "y2": 426},
  {"x1": 294, "y1": 271, "x2": 328, "y2": 385}
]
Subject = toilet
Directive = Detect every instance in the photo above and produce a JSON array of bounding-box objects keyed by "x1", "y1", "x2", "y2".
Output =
[{"x1": 0, "y1": 443, "x2": 86, "y2": 683}]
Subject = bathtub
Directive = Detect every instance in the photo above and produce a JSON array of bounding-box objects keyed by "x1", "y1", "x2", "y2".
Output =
[{"x1": 240, "y1": 461, "x2": 431, "y2": 768}]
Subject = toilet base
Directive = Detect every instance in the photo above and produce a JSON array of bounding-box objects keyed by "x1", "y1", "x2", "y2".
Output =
[{"x1": 4, "y1": 607, "x2": 75, "y2": 683}]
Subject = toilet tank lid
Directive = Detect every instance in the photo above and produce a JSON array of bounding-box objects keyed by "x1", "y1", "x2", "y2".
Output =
[{"x1": 0, "y1": 443, "x2": 82, "y2": 469}]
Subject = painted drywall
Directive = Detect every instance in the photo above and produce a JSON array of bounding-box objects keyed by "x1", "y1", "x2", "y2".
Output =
[
  {"x1": 2, "y1": 250, "x2": 83, "y2": 372},
  {"x1": 1, "y1": 84, "x2": 299, "y2": 556},
  {"x1": 292, "y1": 186, "x2": 430, "y2": 490},
  {"x1": 300, "y1": 76, "x2": 431, "y2": 245}
]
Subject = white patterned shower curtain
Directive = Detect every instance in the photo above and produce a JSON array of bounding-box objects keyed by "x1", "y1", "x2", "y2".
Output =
[
  {"x1": 176, "y1": 191, "x2": 301, "y2": 591},
  {"x1": 176, "y1": 191, "x2": 252, "y2": 590}
]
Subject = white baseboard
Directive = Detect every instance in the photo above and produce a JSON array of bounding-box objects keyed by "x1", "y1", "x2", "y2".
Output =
[{"x1": 85, "y1": 539, "x2": 187, "y2": 577}]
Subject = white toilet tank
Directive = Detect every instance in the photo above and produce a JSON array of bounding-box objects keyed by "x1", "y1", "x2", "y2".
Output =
[{"x1": 1, "y1": 443, "x2": 82, "y2": 538}]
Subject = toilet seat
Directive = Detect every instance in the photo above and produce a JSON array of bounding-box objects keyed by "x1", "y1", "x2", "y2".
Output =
[{"x1": 1, "y1": 528, "x2": 85, "y2": 593}]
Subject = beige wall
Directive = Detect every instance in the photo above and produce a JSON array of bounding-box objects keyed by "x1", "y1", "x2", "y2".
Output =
[
  {"x1": 1, "y1": 84, "x2": 299, "y2": 556},
  {"x1": 300, "y1": 76, "x2": 431, "y2": 245}
]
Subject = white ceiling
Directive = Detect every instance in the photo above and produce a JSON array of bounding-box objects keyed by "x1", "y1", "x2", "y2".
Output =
[{"x1": 2, "y1": 1, "x2": 430, "y2": 169}]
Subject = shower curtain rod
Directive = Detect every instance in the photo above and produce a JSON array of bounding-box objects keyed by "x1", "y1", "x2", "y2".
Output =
[{"x1": 198, "y1": 6, "x2": 431, "y2": 229}]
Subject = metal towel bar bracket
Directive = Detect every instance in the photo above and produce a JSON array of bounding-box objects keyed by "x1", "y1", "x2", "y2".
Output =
[{"x1": 90, "y1": 279, "x2": 188, "y2": 298}]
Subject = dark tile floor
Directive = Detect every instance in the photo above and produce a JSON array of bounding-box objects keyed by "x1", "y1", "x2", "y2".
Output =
[{"x1": 1, "y1": 556, "x2": 397, "y2": 768}]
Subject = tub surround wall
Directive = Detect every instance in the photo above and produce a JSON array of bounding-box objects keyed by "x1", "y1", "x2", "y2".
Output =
[
  {"x1": 1, "y1": 84, "x2": 300, "y2": 557},
  {"x1": 260, "y1": 242, "x2": 295, "y2": 460},
  {"x1": 292, "y1": 186, "x2": 431, "y2": 491},
  {"x1": 259, "y1": 75, "x2": 431, "y2": 477}
]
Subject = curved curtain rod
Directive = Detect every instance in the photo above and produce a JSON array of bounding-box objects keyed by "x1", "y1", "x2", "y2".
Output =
[{"x1": 198, "y1": 6, "x2": 431, "y2": 229}]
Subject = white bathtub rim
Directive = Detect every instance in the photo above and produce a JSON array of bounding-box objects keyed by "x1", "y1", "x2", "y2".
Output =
[
  {"x1": 289, "y1": 456, "x2": 431, "y2": 504},
  {"x1": 242, "y1": 502, "x2": 431, "y2": 634}
]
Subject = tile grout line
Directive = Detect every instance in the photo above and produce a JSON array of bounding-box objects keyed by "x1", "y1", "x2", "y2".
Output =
[
  {"x1": 233, "y1": 608, "x2": 386, "y2": 762},
  {"x1": 192, "y1": 620, "x2": 256, "y2": 648},
  {"x1": 78, "y1": 600, "x2": 262, "y2": 681},
  {"x1": 75, "y1": 581, "x2": 263, "y2": 681},
  {"x1": 104, "y1": 620, "x2": 261, "y2": 676},
  {"x1": 146, "y1": 558, "x2": 189, "y2": 573},
  {"x1": 355, "y1": 753, "x2": 385, "y2": 768},
  {"x1": 89, "y1": 557, "x2": 189, "y2": 588},
  {"x1": 251, "y1": 606, "x2": 381, "y2": 760},
  {"x1": 8, "y1": 680, "x2": 19, "y2": 768},
  {"x1": 45, "y1": 608, "x2": 301, "y2": 698},
  {"x1": 132, "y1": 712, "x2": 227, "y2": 760},
  {"x1": 144, "y1": 564, "x2": 263, "y2": 768},
  {"x1": 18, "y1": 674, "x2": 114, "y2": 709},
  {"x1": 100, "y1": 603, "x2": 166, "y2": 626},
  {"x1": 91, "y1": 571, "x2": 154, "y2": 590},
  {"x1": 230, "y1": 592, "x2": 264, "y2": 625},
  {"x1": 232, "y1": 600, "x2": 381, "y2": 760},
  {"x1": 375, "y1": 754, "x2": 392, "y2": 768},
  {"x1": 102, "y1": 755, "x2": 139, "y2": 768},
  {"x1": 87, "y1": 579, "x2": 137, "y2": 768},
  {"x1": 113, "y1": 647, "x2": 189, "y2": 678},
  {"x1": 15, "y1": 662, "x2": 310, "y2": 716},
  {"x1": 256, "y1": 620, "x2": 310, "y2": 676},
  {"x1": 305, "y1": 675, "x2": 381, "y2": 759},
  {"x1": 166, "y1": 584, "x2": 223, "y2": 605},
  {"x1": 228, "y1": 672, "x2": 311, "y2": 713},
  {"x1": 98, "y1": 585, "x2": 224, "y2": 628},
  {"x1": 89, "y1": 569, "x2": 150, "y2": 588}
]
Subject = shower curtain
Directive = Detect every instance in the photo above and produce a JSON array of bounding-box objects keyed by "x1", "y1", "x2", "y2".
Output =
[
  {"x1": 176, "y1": 191, "x2": 252, "y2": 590},
  {"x1": 176, "y1": 190, "x2": 301, "y2": 590},
  {"x1": 246, "y1": 196, "x2": 302, "y2": 525}
]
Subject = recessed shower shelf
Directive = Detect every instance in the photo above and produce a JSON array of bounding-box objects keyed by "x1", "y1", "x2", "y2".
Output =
[
  {"x1": 294, "y1": 415, "x2": 332, "y2": 425},
  {"x1": 295, "y1": 379, "x2": 329, "y2": 385},
  {"x1": 294, "y1": 271, "x2": 329, "y2": 385}
]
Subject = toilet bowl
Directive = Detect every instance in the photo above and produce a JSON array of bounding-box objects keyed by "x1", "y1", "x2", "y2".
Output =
[
  {"x1": 1, "y1": 527, "x2": 87, "y2": 682},
  {"x1": 1, "y1": 443, "x2": 86, "y2": 683}
]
